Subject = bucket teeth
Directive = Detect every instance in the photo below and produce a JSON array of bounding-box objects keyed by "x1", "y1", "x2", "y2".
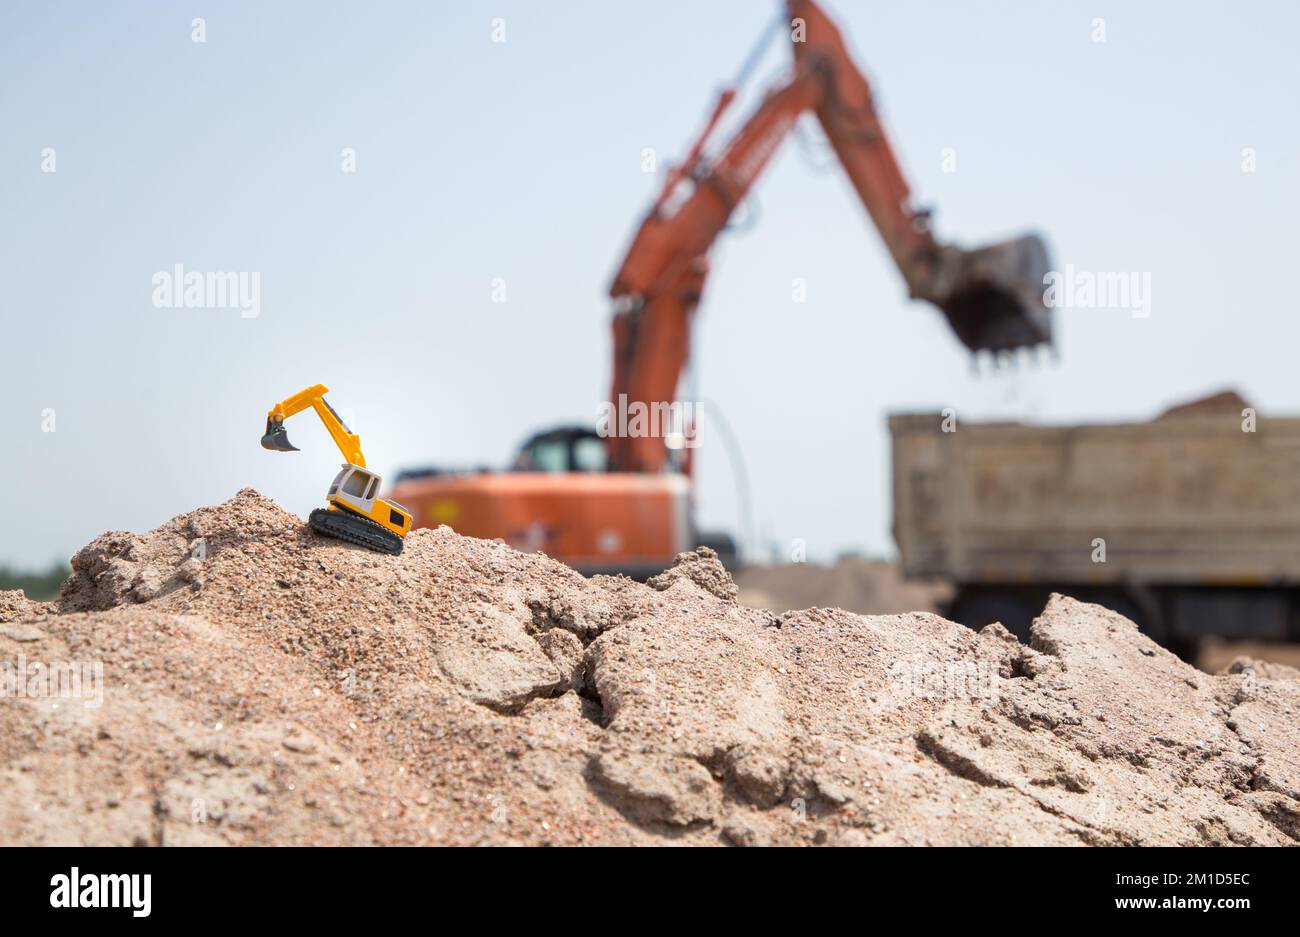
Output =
[{"x1": 932, "y1": 233, "x2": 1054, "y2": 355}]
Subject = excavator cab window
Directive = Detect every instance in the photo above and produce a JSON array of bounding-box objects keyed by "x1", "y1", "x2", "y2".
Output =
[
  {"x1": 342, "y1": 470, "x2": 372, "y2": 499},
  {"x1": 573, "y1": 437, "x2": 606, "y2": 472},
  {"x1": 522, "y1": 439, "x2": 569, "y2": 473},
  {"x1": 512, "y1": 428, "x2": 609, "y2": 474}
]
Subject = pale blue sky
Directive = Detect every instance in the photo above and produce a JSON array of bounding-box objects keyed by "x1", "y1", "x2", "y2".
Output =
[{"x1": 2, "y1": 1, "x2": 1297, "y2": 568}]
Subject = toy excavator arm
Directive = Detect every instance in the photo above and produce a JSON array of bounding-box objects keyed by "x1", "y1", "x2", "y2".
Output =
[{"x1": 261, "y1": 384, "x2": 366, "y2": 468}]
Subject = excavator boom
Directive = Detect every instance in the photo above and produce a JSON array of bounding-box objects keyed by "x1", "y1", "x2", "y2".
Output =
[
  {"x1": 607, "y1": 0, "x2": 1053, "y2": 473},
  {"x1": 790, "y1": 0, "x2": 1051, "y2": 351}
]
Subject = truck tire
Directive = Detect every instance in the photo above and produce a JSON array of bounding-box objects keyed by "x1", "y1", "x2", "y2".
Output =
[
  {"x1": 946, "y1": 587, "x2": 1040, "y2": 642},
  {"x1": 694, "y1": 532, "x2": 738, "y2": 572}
]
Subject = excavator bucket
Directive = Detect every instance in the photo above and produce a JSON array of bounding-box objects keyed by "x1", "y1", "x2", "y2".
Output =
[
  {"x1": 260, "y1": 418, "x2": 299, "y2": 452},
  {"x1": 930, "y1": 233, "x2": 1053, "y2": 355}
]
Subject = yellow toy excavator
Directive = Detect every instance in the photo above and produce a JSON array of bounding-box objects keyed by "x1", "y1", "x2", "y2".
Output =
[{"x1": 261, "y1": 384, "x2": 412, "y2": 555}]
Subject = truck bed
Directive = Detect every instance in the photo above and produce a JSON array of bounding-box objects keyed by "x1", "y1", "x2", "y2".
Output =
[{"x1": 890, "y1": 405, "x2": 1300, "y2": 587}]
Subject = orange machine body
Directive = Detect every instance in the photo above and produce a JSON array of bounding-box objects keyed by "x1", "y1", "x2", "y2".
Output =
[{"x1": 389, "y1": 470, "x2": 690, "y2": 578}]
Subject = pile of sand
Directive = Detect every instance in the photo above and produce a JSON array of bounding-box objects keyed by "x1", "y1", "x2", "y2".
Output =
[{"x1": 0, "y1": 489, "x2": 1296, "y2": 845}]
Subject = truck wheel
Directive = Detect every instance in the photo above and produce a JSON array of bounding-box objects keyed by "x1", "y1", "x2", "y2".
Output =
[
  {"x1": 1082, "y1": 589, "x2": 1196, "y2": 661},
  {"x1": 694, "y1": 532, "x2": 738, "y2": 571},
  {"x1": 947, "y1": 588, "x2": 1038, "y2": 642}
]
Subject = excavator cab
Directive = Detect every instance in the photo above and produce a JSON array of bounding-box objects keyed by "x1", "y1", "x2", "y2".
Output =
[
  {"x1": 328, "y1": 464, "x2": 382, "y2": 511},
  {"x1": 325, "y1": 464, "x2": 413, "y2": 540},
  {"x1": 511, "y1": 427, "x2": 610, "y2": 473}
]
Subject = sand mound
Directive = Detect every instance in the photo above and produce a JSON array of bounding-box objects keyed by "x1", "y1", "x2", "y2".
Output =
[{"x1": 1, "y1": 489, "x2": 1296, "y2": 845}]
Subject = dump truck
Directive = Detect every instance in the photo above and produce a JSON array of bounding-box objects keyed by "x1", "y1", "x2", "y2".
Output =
[{"x1": 890, "y1": 391, "x2": 1300, "y2": 656}]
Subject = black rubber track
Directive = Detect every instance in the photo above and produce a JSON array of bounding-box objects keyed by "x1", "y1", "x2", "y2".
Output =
[{"x1": 309, "y1": 507, "x2": 403, "y2": 555}]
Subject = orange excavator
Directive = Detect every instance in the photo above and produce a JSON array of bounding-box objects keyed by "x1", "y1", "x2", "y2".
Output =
[{"x1": 392, "y1": 0, "x2": 1053, "y2": 576}]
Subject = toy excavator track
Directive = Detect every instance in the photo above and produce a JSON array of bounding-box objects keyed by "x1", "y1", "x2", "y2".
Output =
[{"x1": 309, "y1": 507, "x2": 404, "y2": 556}]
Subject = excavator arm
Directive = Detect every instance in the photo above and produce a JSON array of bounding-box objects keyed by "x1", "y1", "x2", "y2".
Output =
[
  {"x1": 791, "y1": 0, "x2": 1051, "y2": 352},
  {"x1": 607, "y1": 0, "x2": 1052, "y2": 473},
  {"x1": 261, "y1": 384, "x2": 366, "y2": 467}
]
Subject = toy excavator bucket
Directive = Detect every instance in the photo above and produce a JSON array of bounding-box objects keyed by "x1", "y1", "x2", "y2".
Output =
[
  {"x1": 931, "y1": 233, "x2": 1054, "y2": 355},
  {"x1": 260, "y1": 418, "x2": 299, "y2": 452}
]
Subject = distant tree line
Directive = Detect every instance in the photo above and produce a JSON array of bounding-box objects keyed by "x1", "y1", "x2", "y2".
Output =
[{"x1": 0, "y1": 562, "x2": 70, "y2": 601}]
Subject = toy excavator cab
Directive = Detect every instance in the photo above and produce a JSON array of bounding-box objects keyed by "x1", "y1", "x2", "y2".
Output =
[
  {"x1": 327, "y1": 465, "x2": 408, "y2": 525},
  {"x1": 327, "y1": 463, "x2": 380, "y2": 509}
]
